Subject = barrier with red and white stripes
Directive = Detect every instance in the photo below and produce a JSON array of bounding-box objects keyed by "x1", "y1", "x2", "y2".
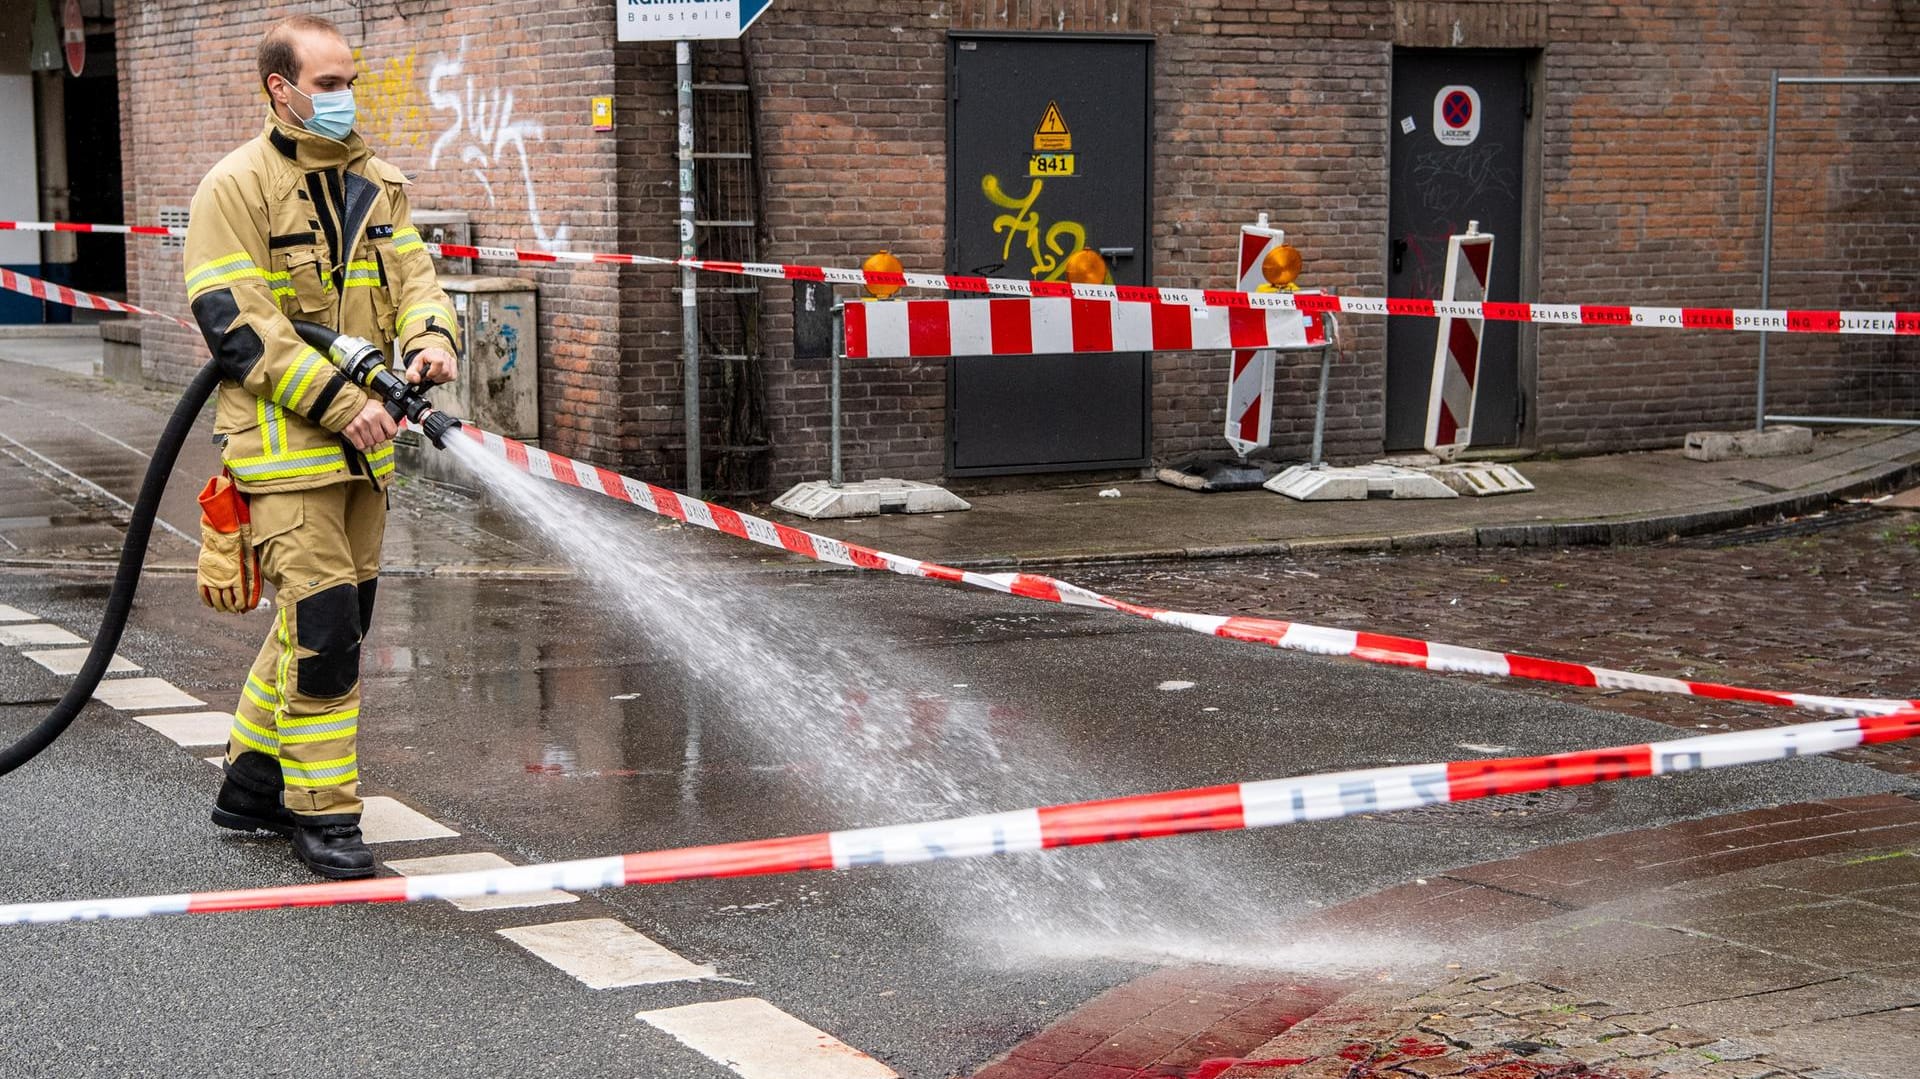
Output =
[
  {"x1": 4, "y1": 709, "x2": 1914, "y2": 925},
  {"x1": 842, "y1": 295, "x2": 1326, "y2": 360},
  {"x1": 454, "y1": 426, "x2": 1920, "y2": 720},
  {"x1": 1225, "y1": 217, "x2": 1288, "y2": 455},
  {"x1": 3, "y1": 218, "x2": 1916, "y2": 335},
  {"x1": 1424, "y1": 226, "x2": 1494, "y2": 460}
]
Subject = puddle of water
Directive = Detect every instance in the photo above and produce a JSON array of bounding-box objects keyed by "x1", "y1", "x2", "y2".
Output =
[{"x1": 442, "y1": 437, "x2": 1393, "y2": 971}]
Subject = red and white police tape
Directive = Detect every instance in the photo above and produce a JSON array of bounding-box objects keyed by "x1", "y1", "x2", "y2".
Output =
[
  {"x1": 0, "y1": 266, "x2": 1913, "y2": 718},
  {"x1": 0, "y1": 267, "x2": 192, "y2": 328},
  {"x1": 3, "y1": 218, "x2": 1916, "y2": 335},
  {"x1": 4, "y1": 709, "x2": 1915, "y2": 925},
  {"x1": 456, "y1": 426, "x2": 1920, "y2": 719}
]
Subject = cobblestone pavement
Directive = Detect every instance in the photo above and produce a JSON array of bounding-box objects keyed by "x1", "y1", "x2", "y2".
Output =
[
  {"x1": 1071, "y1": 502, "x2": 1920, "y2": 777},
  {"x1": 1214, "y1": 971, "x2": 1859, "y2": 1079}
]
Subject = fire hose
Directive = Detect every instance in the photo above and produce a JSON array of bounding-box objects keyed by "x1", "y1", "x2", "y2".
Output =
[{"x1": 0, "y1": 321, "x2": 461, "y2": 777}]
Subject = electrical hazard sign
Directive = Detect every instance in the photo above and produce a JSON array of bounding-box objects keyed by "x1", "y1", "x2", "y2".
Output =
[{"x1": 1029, "y1": 100, "x2": 1076, "y2": 177}]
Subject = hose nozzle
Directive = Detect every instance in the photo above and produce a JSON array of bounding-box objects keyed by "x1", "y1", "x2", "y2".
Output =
[{"x1": 290, "y1": 321, "x2": 464, "y2": 449}]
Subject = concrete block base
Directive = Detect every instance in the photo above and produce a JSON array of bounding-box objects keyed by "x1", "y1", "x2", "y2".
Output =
[
  {"x1": 100, "y1": 321, "x2": 143, "y2": 384},
  {"x1": 1683, "y1": 425, "x2": 1814, "y2": 462},
  {"x1": 773, "y1": 478, "x2": 971, "y2": 519},
  {"x1": 1264, "y1": 464, "x2": 1458, "y2": 501},
  {"x1": 1425, "y1": 462, "x2": 1535, "y2": 496}
]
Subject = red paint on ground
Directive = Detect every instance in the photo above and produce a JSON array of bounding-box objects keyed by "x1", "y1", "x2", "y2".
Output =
[{"x1": 1185, "y1": 1057, "x2": 1313, "y2": 1078}]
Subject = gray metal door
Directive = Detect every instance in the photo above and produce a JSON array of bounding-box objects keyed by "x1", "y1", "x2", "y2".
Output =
[
  {"x1": 948, "y1": 34, "x2": 1152, "y2": 474},
  {"x1": 1386, "y1": 50, "x2": 1528, "y2": 450}
]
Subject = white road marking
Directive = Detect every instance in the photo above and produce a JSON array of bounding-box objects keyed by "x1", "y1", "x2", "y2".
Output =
[
  {"x1": 131, "y1": 710, "x2": 232, "y2": 747},
  {"x1": 359, "y1": 796, "x2": 460, "y2": 843},
  {"x1": 90, "y1": 678, "x2": 205, "y2": 711},
  {"x1": 0, "y1": 623, "x2": 85, "y2": 647},
  {"x1": 23, "y1": 647, "x2": 140, "y2": 675},
  {"x1": 500, "y1": 918, "x2": 717, "y2": 989},
  {"x1": 636, "y1": 997, "x2": 899, "y2": 1079},
  {"x1": 0, "y1": 603, "x2": 36, "y2": 622},
  {"x1": 386, "y1": 852, "x2": 578, "y2": 911}
]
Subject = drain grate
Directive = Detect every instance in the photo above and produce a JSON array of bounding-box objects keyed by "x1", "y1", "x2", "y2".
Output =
[
  {"x1": 1671, "y1": 503, "x2": 1874, "y2": 548},
  {"x1": 1375, "y1": 785, "x2": 1606, "y2": 828}
]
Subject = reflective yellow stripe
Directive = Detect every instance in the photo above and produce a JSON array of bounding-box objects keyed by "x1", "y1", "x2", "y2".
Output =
[
  {"x1": 280, "y1": 708, "x2": 359, "y2": 728},
  {"x1": 398, "y1": 302, "x2": 453, "y2": 331},
  {"x1": 392, "y1": 228, "x2": 425, "y2": 255},
  {"x1": 280, "y1": 722, "x2": 358, "y2": 746},
  {"x1": 281, "y1": 752, "x2": 357, "y2": 785},
  {"x1": 227, "y1": 446, "x2": 346, "y2": 482},
  {"x1": 229, "y1": 714, "x2": 278, "y2": 755},
  {"x1": 342, "y1": 260, "x2": 381, "y2": 288},
  {"x1": 274, "y1": 352, "x2": 327, "y2": 412},
  {"x1": 242, "y1": 678, "x2": 277, "y2": 712},
  {"x1": 185, "y1": 252, "x2": 258, "y2": 291},
  {"x1": 232, "y1": 712, "x2": 279, "y2": 746},
  {"x1": 285, "y1": 769, "x2": 358, "y2": 789},
  {"x1": 255, "y1": 398, "x2": 287, "y2": 457}
]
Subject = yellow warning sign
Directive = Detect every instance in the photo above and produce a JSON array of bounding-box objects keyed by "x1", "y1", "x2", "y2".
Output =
[{"x1": 1033, "y1": 101, "x2": 1072, "y2": 152}]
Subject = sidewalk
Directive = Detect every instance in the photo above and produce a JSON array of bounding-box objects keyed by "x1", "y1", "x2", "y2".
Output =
[
  {"x1": 2, "y1": 333, "x2": 1917, "y2": 577},
  {"x1": 975, "y1": 797, "x2": 1920, "y2": 1079}
]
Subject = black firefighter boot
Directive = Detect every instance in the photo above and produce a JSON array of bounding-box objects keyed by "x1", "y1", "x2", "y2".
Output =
[
  {"x1": 291, "y1": 815, "x2": 376, "y2": 880},
  {"x1": 212, "y1": 751, "x2": 295, "y2": 836}
]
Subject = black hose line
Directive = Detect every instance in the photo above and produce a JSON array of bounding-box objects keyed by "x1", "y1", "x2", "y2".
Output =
[{"x1": 0, "y1": 359, "x2": 224, "y2": 777}]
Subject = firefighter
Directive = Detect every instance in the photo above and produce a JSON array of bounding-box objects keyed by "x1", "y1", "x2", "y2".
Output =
[{"x1": 186, "y1": 14, "x2": 459, "y2": 879}]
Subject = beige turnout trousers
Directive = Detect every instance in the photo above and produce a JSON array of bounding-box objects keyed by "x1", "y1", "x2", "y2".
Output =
[{"x1": 224, "y1": 480, "x2": 386, "y2": 817}]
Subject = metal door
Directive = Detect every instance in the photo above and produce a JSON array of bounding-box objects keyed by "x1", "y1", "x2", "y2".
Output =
[
  {"x1": 948, "y1": 34, "x2": 1152, "y2": 474},
  {"x1": 1386, "y1": 50, "x2": 1528, "y2": 450}
]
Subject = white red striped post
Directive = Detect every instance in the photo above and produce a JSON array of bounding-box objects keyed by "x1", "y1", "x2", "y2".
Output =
[
  {"x1": 1224, "y1": 215, "x2": 1286, "y2": 457},
  {"x1": 1425, "y1": 223, "x2": 1494, "y2": 461}
]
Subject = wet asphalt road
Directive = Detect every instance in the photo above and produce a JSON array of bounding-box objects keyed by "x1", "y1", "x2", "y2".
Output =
[
  {"x1": 0, "y1": 357, "x2": 1912, "y2": 1077},
  {"x1": 0, "y1": 532, "x2": 1907, "y2": 1077}
]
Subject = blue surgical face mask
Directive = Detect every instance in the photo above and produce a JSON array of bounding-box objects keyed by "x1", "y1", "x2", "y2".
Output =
[{"x1": 287, "y1": 82, "x2": 357, "y2": 141}]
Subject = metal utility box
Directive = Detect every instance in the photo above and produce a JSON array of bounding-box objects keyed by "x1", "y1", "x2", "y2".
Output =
[
  {"x1": 437, "y1": 276, "x2": 539, "y2": 441},
  {"x1": 411, "y1": 210, "x2": 474, "y2": 277}
]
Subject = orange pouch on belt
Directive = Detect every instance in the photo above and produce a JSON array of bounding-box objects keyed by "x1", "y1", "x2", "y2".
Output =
[{"x1": 196, "y1": 473, "x2": 261, "y2": 613}]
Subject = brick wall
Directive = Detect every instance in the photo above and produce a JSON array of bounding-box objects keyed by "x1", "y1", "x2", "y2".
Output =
[
  {"x1": 118, "y1": 0, "x2": 627, "y2": 466},
  {"x1": 118, "y1": 0, "x2": 1916, "y2": 492}
]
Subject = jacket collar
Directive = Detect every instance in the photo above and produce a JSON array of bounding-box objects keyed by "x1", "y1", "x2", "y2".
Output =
[{"x1": 263, "y1": 109, "x2": 371, "y2": 171}]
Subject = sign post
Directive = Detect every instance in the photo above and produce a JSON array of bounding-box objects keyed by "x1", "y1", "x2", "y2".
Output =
[{"x1": 617, "y1": 0, "x2": 776, "y2": 496}]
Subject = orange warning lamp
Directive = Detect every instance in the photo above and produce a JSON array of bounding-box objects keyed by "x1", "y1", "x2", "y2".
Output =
[
  {"x1": 1261, "y1": 244, "x2": 1303, "y2": 290},
  {"x1": 1063, "y1": 248, "x2": 1109, "y2": 285},
  {"x1": 862, "y1": 251, "x2": 905, "y2": 300}
]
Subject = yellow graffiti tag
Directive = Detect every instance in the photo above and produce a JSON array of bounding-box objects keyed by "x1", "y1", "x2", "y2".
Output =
[
  {"x1": 353, "y1": 48, "x2": 425, "y2": 151},
  {"x1": 981, "y1": 174, "x2": 1088, "y2": 282}
]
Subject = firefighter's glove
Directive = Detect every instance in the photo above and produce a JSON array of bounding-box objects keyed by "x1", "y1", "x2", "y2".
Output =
[{"x1": 195, "y1": 473, "x2": 262, "y2": 614}]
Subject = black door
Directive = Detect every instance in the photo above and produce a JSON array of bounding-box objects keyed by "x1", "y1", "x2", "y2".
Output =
[
  {"x1": 948, "y1": 35, "x2": 1152, "y2": 475},
  {"x1": 1386, "y1": 50, "x2": 1528, "y2": 450}
]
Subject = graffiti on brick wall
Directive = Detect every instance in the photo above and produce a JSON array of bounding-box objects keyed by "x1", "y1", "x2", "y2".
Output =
[
  {"x1": 352, "y1": 48, "x2": 424, "y2": 151},
  {"x1": 981, "y1": 174, "x2": 1087, "y2": 282},
  {"x1": 427, "y1": 38, "x2": 572, "y2": 250}
]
